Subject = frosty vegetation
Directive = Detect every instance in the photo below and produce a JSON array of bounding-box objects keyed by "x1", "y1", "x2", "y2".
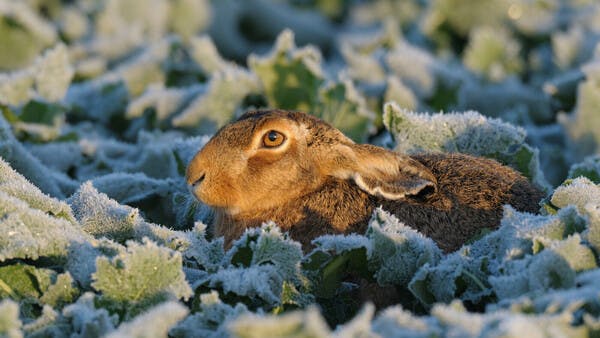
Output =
[{"x1": 1, "y1": 0, "x2": 600, "y2": 337}]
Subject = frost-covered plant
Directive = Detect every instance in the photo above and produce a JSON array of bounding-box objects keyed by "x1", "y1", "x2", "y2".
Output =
[
  {"x1": 196, "y1": 223, "x2": 305, "y2": 307},
  {"x1": 382, "y1": 102, "x2": 548, "y2": 189},
  {"x1": 91, "y1": 238, "x2": 192, "y2": 318},
  {"x1": 170, "y1": 291, "x2": 248, "y2": 338},
  {"x1": 0, "y1": 1, "x2": 57, "y2": 70},
  {"x1": 559, "y1": 57, "x2": 600, "y2": 160},
  {"x1": 106, "y1": 301, "x2": 188, "y2": 338},
  {"x1": 367, "y1": 208, "x2": 442, "y2": 286},
  {"x1": 250, "y1": 29, "x2": 374, "y2": 141},
  {"x1": 0, "y1": 300, "x2": 22, "y2": 338},
  {"x1": 463, "y1": 26, "x2": 523, "y2": 82}
]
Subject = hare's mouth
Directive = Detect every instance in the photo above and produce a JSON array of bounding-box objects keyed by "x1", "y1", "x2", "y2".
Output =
[{"x1": 189, "y1": 173, "x2": 206, "y2": 187}]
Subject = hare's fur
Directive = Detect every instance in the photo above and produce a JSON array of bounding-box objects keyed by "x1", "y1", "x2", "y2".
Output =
[{"x1": 187, "y1": 110, "x2": 543, "y2": 252}]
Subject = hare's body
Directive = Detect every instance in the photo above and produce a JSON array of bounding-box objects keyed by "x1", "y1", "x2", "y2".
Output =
[{"x1": 187, "y1": 110, "x2": 544, "y2": 252}]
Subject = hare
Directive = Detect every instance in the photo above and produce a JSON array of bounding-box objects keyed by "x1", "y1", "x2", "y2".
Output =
[{"x1": 186, "y1": 109, "x2": 544, "y2": 252}]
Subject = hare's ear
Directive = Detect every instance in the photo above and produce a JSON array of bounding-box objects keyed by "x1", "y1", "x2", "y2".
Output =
[{"x1": 330, "y1": 144, "x2": 437, "y2": 200}]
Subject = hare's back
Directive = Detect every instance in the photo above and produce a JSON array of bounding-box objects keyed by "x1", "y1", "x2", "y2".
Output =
[{"x1": 411, "y1": 153, "x2": 543, "y2": 213}]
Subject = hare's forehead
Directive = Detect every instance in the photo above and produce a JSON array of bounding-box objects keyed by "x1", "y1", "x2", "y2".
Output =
[{"x1": 217, "y1": 117, "x2": 307, "y2": 145}]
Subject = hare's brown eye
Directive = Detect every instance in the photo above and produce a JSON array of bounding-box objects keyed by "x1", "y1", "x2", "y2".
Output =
[{"x1": 262, "y1": 130, "x2": 286, "y2": 148}]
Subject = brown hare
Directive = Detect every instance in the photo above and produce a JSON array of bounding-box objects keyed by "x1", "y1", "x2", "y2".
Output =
[{"x1": 186, "y1": 109, "x2": 544, "y2": 253}]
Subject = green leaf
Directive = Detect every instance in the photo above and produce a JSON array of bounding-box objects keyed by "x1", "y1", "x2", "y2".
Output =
[
  {"x1": 91, "y1": 239, "x2": 192, "y2": 305},
  {"x1": 249, "y1": 29, "x2": 324, "y2": 112},
  {"x1": 0, "y1": 264, "x2": 54, "y2": 301},
  {"x1": 19, "y1": 100, "x2": 64, "y2": 125}
]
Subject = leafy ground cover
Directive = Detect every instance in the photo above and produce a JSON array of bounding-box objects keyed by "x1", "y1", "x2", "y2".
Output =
[{"x1": 1, "y1": 0, "x2": 600, "y2": 337}]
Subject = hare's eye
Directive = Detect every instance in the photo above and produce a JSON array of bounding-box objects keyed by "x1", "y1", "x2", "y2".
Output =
[{"x1": 262, "y1": 130, "x2": 286, "y2": 148}]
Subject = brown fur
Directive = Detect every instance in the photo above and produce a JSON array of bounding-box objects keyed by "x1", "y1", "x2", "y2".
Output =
[{"x1": 187, "y1": 110, "x2": 544, "y2": 253}]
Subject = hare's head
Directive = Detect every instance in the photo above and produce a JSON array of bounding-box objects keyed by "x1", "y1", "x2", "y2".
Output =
[{"x1": 186, "y1": 110, "x2": 437, "y2": 216}]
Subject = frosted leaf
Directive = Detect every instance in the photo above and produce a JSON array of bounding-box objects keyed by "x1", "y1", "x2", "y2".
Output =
[
  {"x1": 63, "y1": 292, "x2": 118, "y2": 338},
  {"x1": 0, "y1": 157, "x2": 74, "y2": 222},
  {"x1": 583, "y1": 203, "x2": 600, "y2": 252},
  {"x1": 172, "y1": 66, "x2": 260, "y2": 130},
  {"x1": 384, "y1": 76, "x2": 418, "y2": 112},
  {"x1": 33, "y1": 43, "x2": 74, "y2": 102},
  {"x1": 0, "y1": 115, "x2": 70, "y2": 197},
  {"x1": 546, "y1": 235, "x2": 596, "y2": 272},
  {"x1": 371, "y1": 306, "x2": 441, "y2": 338},
  {"x1": 559, "y1": 61, "x2": 600, "y2": 158},
  {"x1": 59, "y1": 6, "x2": 89, "y2": 41},
  {"x1": 511, "y1": 0, "x2": 560, "y2": 36},
  {"x1": 227, "y1": 306, "x2": 330, "y2": 338},
  {"x1": 90, "y1": 173, "x2": 173, "y2": 205},
  {"x1": 106, "y1": 302, "x2": 188, "y2": 338},
  {"x1": 183, "y1": 223, "x2": 225, "y2": 273},
  {"x1": 0, "y1": 1, "x2": 57, "y2": 70},
  {"x1": 73, "y1": 56, "x2": 107, "y2": 79},
  {"x1": 0, "y1": 192, "x2": 89, "y2": 262},
  {"x1": 332, "y1": 304, "x2": 374, "y2": 338},
  {"x1": 249, "y1": 29, "x2": 324, "y2": 112},
  {"x1": 27, "y1": 142, "x2": 83, "y2": 173},
  {"x1": 526, "y1": 249, "x2": 575, "y2": 292},
  {"x1": 168, "y1": 0, "x2": 211, "y2": 40},
  {"x1": 94, "y1": 173, "x2": 192, "y2": 228},
  {"x1": 190, "y1": 35, "x2": 231, "y2": 74},
  {"x1": 311, "y1": 234, "x2": 370, "y2": 254},
  {"x1": 568, "y1": 155, "x2": 600, "y2": 183},
  {"x1": 95, "y1": 0, "x2": 168, "y2": 42},
  {"x1": 340, "y1": 43, "x2": 386, "y2": 84},
  {"x1": 552, "y1": 25, "x2": 585, "y2": 69},
  {"x1": 112, "y1": 38, "x2": 171, "y2": 96},
  {"x1": 171, "y1": 291, "x2": 248, "y2": 338},
  {"x1": 508, "y1": 269, "x2": 600, "y2": 315},
  {"x1": 382, "y1": 102, "x2": 548, "y2": 188},
  {"x1": 69, "y1": 180, "x2": 190, "y2": 247},
  {"x1": 0, "y1": 299, "x2": 22, "y2": 338},
  {"x1": 126, "y1": 84, "x2": 203, "y2": 121},
  {"x1": 488, "y1": 271, "x2": 530, "y2": 301},
  {"x1": 501, "y1": 206, "x2": 587, "y2": 249},
  {"x1": 69, "y1": 181, "x2": 141, "y2": 242},
  {"x1": 463, "y1": 26, "x2": 523, "y2": 81},
  {"x1": 0, "y1": 264, "x2": 54, "y2": 301},
  {"x1": 551, "y1": 177, "x2": 600, "y2": 216},
  {"x1": 431, "y1": 302, "x2": 586, "y2": 338},
  {"x1": 64, "y1": 76, "x2": 129, "y2": 123},
  {"x1": 65, "y1": 240, "x2": 114, "y2": 289},
  {"x1": 315, "y1": 76, "x2": 375, "y2": 142},
  {"x1": 409, "y1": 252, "x2": 492, "y2": 305},
  {"x1": 0, "y1": 70, "x2": 34, "y2": 106},
  {"x1": 421, "y1": 0, "x2": 509, "y2": 37},
  {"x1": 92, "y1": 238, "x2": 192, "y2": 304},
  {"x1": 383, "y1": 102, "x2": 525, "y2": 155},
  {"x1": 367, "y1": 208, "x2": 441, "y2": 286},
  {"x1": 39, "y1": 272, "x2": 80, "y2": 309},
  {"x1": 205, "y1": 265, "x2": 283, "y2": 305},
  {"x1": 73, "y1": 133, "x2": 180, "y2": 180},
  {"x1": 22, "y1": 305, "x2": 61, "y2": 336},
  {"x1": 220, "y1": 227, "x2": 303, "y2": 305},
  {"x1": 384, "y1": 41, "x2": 439, "y2": 97}
]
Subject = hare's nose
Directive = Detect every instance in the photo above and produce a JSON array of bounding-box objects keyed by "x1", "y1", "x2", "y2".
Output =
[{"x1": 189, "y1": 172, "x2": 206, "y2": 187}]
